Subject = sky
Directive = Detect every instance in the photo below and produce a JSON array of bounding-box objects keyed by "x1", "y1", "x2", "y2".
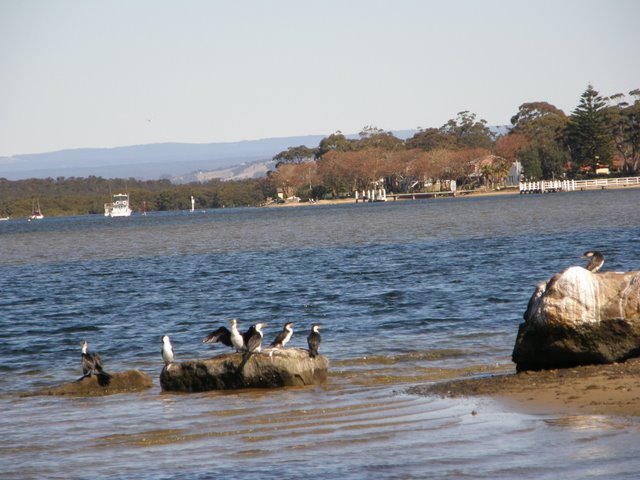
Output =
[{"x1": 1, "y1": 0, "x2": 639, "y2": 157}]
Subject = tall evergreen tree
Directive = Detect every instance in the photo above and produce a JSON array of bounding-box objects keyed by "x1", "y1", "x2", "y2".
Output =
[{"x1": 566, "y1": 84, "x2": 614, "y2": 170}]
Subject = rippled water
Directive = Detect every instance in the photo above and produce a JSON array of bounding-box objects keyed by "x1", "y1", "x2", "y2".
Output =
[{"x1": 1, "y1": 190, "x2": 640, "y2": 479}]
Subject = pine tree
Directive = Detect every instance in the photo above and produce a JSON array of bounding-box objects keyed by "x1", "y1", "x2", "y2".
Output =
[{"x1": 566, "y1": 84, "x2": 614, "y2": 171}]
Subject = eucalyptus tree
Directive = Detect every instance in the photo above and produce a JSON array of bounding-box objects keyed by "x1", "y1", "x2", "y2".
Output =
[
  {"x1": 273, "y1": 145, "x2": 318, "y2": 167},
  {"x1": 316, "y1": 131, "x2": 355, "y2": 158},
  {"x1": 405, "y1": 127, "x2": 456, "y2": 151},
  {"x1": 607, "y1": 89, "x2": 640, "y2": 175},
  {"x1": 356, "y1": 126, "x2": 404, "y2": 150},
  {"x1": 440, "y1": 111, "x2": 495, "y2": 149}
]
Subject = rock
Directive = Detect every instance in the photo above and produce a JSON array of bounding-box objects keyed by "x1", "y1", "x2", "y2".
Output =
[
  {"x1": 513, "y1": 267, "x2": 640, "y2": 371},
  {"x1": 160, "y1": 347, "x2": 328, "y2": 392},
  {"x1": 25, "y1": 370, "x2": 154, "y2": 397}
]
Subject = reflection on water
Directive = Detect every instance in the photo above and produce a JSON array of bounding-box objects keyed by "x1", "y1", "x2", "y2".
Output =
[{"x1": 1, "y1": 190, "x2": 640, "y2": 478}]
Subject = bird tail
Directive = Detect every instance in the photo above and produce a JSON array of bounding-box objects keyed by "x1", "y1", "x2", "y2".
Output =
[
  {"x1": 237, "y1": 350, "x2": 254, "y2": 374},
  {"x1": 96, "y1": 370, "x2": 112, "y2": 386}
]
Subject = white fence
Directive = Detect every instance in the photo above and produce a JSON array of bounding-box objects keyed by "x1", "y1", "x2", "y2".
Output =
[{"x1": 519, "y1": 177, "x2": 640, "y2": 194}]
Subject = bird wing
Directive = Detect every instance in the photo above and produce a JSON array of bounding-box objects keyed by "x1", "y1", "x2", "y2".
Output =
[
  {"x1": 81, "y1": 353, "x2": 94, "y2": 375},
  {"x1": 245, "y1": 327, "x2": 262, "y2": 352},
  {"x1": 203, "y1": 327, "x2": 232, "y2": 346},
  {"x1": 93, "y1": 353, "x2": 104, "y2": 372},
  {"x1": 307, "y1": 332, "x2": 321, "y2": 355},
  {"x1": 270, "y1": 331, "x2": 286, "y2": 347}
]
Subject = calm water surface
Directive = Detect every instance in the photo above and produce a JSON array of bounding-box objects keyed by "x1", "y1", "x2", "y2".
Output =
[{"x1": 1, "y1": 190, "x2": 640, "y2": 479}]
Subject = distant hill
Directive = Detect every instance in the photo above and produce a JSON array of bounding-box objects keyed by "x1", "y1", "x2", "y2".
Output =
[
  {"x1": 0, "y1": 135, "x2": 328, "y2": 181},
  {"x1": 0, "y1": 128, "x2": 507, "y2": 182}
]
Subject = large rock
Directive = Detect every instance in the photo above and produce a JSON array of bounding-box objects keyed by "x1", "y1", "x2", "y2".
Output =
[
  {"x1": 160, "y1": 347, "x2": 328, "y2": 392},
  {"x1": 25, "y1": 370, "x2": 154, "y2": 397},
  {"x1": 513, "y1": 267, "x2": 640, "y2": 371}
]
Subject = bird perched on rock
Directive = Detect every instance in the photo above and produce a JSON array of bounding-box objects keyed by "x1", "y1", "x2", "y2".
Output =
[
  {"x1": 80, "y1": 340, "x2": 111, "y2": 383},
  {"x1": 307, "y1": 324, "x2": 321, "y2": 358},
  {"x1": 203, "y1": 319, "x2": 245, "y2": 352},
  {"x1": 270, "y1": 322, "x2": 294, "y2": 348},
  {"x1": 583, "y1": 251, "x2": 605, "y2": 272},
  {"x1": 162, "y1": 335, "x2": 175, "y2": 367},
  {"x1": 237, "y1": 322, "x2": 267, "y2": 372},
  {"x1": 229, "y1": 319, "x2": 245, "y2": 352},
  {"x1": 244, "y1": 322, "x2": 266, "y2": 354}
]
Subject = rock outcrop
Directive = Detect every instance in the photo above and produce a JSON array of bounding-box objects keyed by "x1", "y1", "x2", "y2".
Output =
[
  {"x1": 160, "y1": 347, "x2": 328, "y2": 392},
  {"x1": 513, "y1": 267, "x2": 640, "y2": 371},
  {"x1": 25, "y1": 370, "x2": 154, "y2": 397}
]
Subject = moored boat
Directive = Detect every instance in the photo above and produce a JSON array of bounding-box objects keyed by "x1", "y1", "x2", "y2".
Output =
[
  {"x1": 29, "y1": 199, "x2": 44, "y2": 220},
  {"x1": 104, "y1": 193, "x2": 132, "y2": 217}
]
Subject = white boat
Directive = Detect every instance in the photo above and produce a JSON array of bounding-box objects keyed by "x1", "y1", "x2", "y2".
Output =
[
  {"x1": 29, "y1": 199, "x2": 44, "y2": 220},
  {"x1": 104, "y1": 193, "x2": 132, "y2": 217}
]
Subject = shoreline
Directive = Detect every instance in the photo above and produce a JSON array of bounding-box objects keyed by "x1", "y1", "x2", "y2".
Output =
[
  {"x1": 264, "y1": 184, "x2": 640, "y2": 208},
  {"x1": 264, "y1": 188, "x2": 520, "y2": 208},
  {"x1": 409, "y1": 357, "x2": 640, "y2": 416}
]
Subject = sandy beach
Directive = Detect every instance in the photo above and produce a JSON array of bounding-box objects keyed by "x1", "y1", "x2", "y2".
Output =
[{"x1": 410, "y1": 357, "x2": 640, "y2": 416}]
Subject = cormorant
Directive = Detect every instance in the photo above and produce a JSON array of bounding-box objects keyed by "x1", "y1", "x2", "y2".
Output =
[
  {"x1": 243, "y1": 322, "x2": 266, "y2": 354},
  {"x1": 203, "y1": 319, "x2": 245, "y2": 352},
  {"x1": 80, "y1": 340, "x2": 111, "y2": 383},
  {"x1": 236, "y1": 322, "x2": 267, "y2": 373},
  {"x1": 583, "y1": 251, "x2": 605, "y2": 272},
  {"x1": 162, "y1": 335, "x2": 175, "y2": 366},
  {"x1": 307, "y1": 324, "x2": 321, "y2": 358},
  {"x1": 270, "y1": 322, "x2": 294, "y2": 348}
]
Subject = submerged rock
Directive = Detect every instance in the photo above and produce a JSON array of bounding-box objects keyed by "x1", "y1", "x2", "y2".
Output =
[
  {"x1": 26, "y1": 370, "x2": 154, "y2": 397},
  {"x1": 513, "y1": 266, "x2": 640, "y2": 371},
  {"x1": 160, "y1": 347, "x2": 328, "y2": 392}
]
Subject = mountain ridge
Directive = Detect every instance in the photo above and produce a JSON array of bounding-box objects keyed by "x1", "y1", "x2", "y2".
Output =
[{"x1": 0, "y1": 128, "x2": 507, "y2": 182}]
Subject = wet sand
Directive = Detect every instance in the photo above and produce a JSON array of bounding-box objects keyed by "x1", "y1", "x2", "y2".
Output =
[{"x1": 410, "y1": 357, "x2": 640, "y2": 416}]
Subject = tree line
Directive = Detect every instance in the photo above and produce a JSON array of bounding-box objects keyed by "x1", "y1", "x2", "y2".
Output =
[
  {"x1": 270, "y1": 85, "x2": 640, "y2": 200},
  {"x1": 0, "y1": 176, "x2": 275, "y2": 218},
  {"x1": 1, "y1": 84, "x2": 638, "y2": 217}
]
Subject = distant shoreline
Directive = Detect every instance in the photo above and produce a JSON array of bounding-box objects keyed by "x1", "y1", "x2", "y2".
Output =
[
  {"x1": 264, "y1": 184, "x2": 640, "y2": 208},
  {"x1": 263, "y1": 188, "x2": 518, "y2": 207}
]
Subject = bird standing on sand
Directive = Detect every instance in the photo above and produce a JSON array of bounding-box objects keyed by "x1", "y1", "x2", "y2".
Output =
[
  {"x1": 162, "y1": 335, "x2": 175, "y2": 366},
  {"x1": 270, "y1": 322, "x2": 294, "y2": 348},
  {"x1": 583, "y1": 251, "x2": 605, "y2": 272},
  {"x1": 307, "y1": 324, "x2": 321, "y2": 358},
  {"x1": 80, "y1": 340, "x2": 111, "y2": 381}
]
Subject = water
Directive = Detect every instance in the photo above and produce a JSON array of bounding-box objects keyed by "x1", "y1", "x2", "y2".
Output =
[{"x1": 1, "y1": 190, "x2": 640, "y2": 479}]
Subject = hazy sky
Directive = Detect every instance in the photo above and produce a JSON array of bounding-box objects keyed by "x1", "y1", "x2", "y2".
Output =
[{"x1": 1, "y1": 0, "x2": 638, "y2": 156}]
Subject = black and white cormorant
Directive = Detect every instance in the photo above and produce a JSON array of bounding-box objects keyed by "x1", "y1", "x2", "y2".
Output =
[
  {"x1": 229, "y1": 319, "x2": 245, "y2": 351},
  {"x1": 80, "y1": 340, "x2": 111, "y2": 382},
  {"x1": 307, "y1": 324, "x2": 321, "y2": 358},
  {"x1": 162, "y1": 335, "x2": 175, "y2": 366},
  {"x1": 243, "y1": 322, "x2": 266, "y2": 354},
  {"x1": 270, "y1": 322, "x2": 294, "y2": 348},
  {"x1": 202, "y1": 319, "x2": 245, "y2": 352},
  {"x1": 237, "y1": 322, "x2": 267, "y2": 372},
  {"x1": 583, "y1": 251, "x2": 605, "y2": 272}
]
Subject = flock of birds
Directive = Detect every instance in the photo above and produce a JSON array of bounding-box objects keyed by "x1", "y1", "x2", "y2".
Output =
[
  {"x1": 77, "y1": 321, "x2": 322, "y2": 382},
  {"x1": 161, "y1": 320, "x2": 322, "y2": 368},
  {"x1": 78, "y1": 252, "x2": 603, "y2": 383}
]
